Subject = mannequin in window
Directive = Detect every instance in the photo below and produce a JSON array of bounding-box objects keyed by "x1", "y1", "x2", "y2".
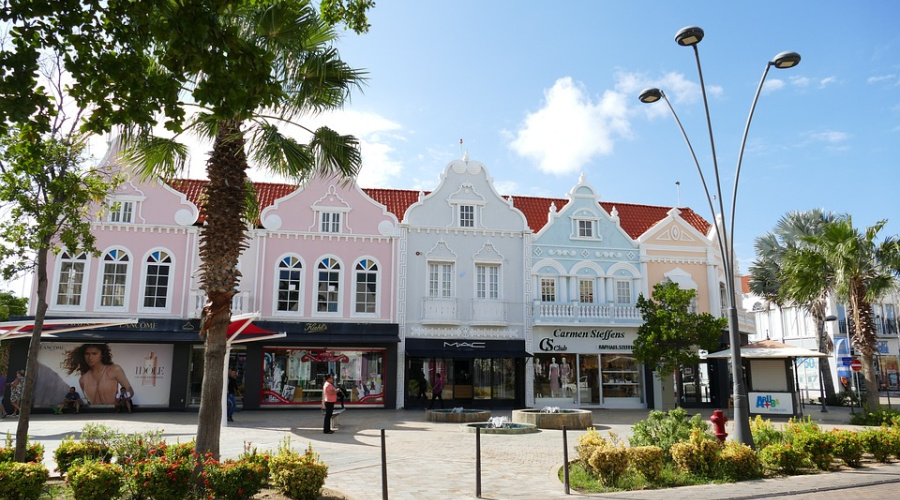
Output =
[
  {"x1": 560, "y1": 358, "x2": 571, "y2": 394},
  {"x1": 549, "y1": 358, "x2": 560, "y2": 397}
]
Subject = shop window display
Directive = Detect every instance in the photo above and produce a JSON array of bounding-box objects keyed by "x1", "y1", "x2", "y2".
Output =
[
  {"x1": 534, "y1": 353, "x2": 577, "y2": 403},
  {"x1": 261, "y1": 347, "x2": 385, "y2": 406},
  {"x1": 600, "y1": 353, "x2": 642, "y2": 400}
]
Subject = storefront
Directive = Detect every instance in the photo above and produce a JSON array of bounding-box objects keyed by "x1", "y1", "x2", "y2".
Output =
[
  {"x1": 403, "y1": 338, "x2": 528, "y2": 409},
  {"x1": 5, "y1": 317, "x2": 399, "y2": 412},
  {"x1": 532, "y1": 327, "x2": 649, "y2": 409}
]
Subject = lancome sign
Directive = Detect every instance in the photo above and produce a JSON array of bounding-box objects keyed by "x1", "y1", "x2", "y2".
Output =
[{"x1": 534, "y1": 327, "x2": 638, "y2": 353}]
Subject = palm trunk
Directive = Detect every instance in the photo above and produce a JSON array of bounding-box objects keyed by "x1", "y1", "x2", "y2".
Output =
[
  {"x1": 15, "y1": 246, "x2": 49, "y2": 461},
  {"x1": 849, "y1": 288, "x2": 880, "y2": 410},
  {"x1": 813, "y1": 315, "x2": 836, "y2": 400},
  {"x1": 194, "y1": 119, "x2": 249, "y2": 463}
]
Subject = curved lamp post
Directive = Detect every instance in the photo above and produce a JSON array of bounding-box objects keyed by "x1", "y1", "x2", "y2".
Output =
[{"x1": 639, "y1": 26, "x2": 800, "y2": 447}]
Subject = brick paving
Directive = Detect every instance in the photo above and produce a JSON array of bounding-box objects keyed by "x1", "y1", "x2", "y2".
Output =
[{"x1": 3, "y1": 403, "x2": 900, "y2": 499}]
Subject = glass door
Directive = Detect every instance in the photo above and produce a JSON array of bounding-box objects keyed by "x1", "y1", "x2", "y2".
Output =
[{"x1": 577, "y1": 355, "x2": 599, "y2": 404}]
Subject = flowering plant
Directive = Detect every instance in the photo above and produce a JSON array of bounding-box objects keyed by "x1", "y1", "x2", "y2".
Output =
[
  {"x1": 129, "y1": 455, "x2": 193, "y2": 500},
  {"x1": 66, "y1": 460, "x2": 123, "y2": 500},
  {"x1": 203, "y1": 457, "x2": 268, "y2": 500},
  {"x1": 0, "y1": 461, "x2": 50, "y2": 500}
]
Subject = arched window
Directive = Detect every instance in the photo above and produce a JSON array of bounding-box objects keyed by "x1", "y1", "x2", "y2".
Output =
[
  {"x1": 277, "y1": 256, "x2": 303, "y2": 312},
  {"x1": 100, "y1": 249, "x2": 130, "y2": 307},
  {"x1": 354, "y1": 259, "x2": 378, "y2": 314},
  {"x1": 56, "y1": 251, "x2": 87, "y2": 306},
  {"x1": 143, "y1": 251, "x2": 172, "y2": 308},
  {"x1": 316, "y1": 258, "x2": 341, "y2": 313}
]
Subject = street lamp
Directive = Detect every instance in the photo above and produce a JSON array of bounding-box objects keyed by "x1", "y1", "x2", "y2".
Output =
[{"x1": 639, "y1": 26, "x2": 801, "y2": 447}]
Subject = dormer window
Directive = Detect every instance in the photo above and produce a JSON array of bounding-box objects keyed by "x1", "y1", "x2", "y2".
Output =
[
  {"x1": 109, "y1": 201, "x2": 134, "y2": 223},
  {"x1": 578, "y1": 220, "x2": 593, "y2": 238},
  {"x1": 320, "y1": 212, "x2": 342, "y2": 233},
  {"x1": 459, "y1": 205, "x2": 475, "y2": 227}
]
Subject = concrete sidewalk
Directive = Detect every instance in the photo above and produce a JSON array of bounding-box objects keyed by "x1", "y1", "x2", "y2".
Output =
[{"x1": 2, "y1": 403, "x2": 900, "y2": 499}]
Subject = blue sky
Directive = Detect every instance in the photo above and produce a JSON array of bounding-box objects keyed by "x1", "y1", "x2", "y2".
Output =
[
  {"x1": 298, "y1": 1, "x2": 899, "y2": 272},
  {"x1": 4, "y1": 1, "x2": 899, "y2": 296}
]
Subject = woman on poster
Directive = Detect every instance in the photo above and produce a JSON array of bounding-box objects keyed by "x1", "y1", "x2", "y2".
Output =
[{"x1": 62, "y1": 344, "x2": 134, "y2": 405}]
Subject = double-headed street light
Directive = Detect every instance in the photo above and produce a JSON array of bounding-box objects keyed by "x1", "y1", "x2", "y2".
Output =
[{"x1": 639, "y1": 26, "x2": 801, "y2": 447}]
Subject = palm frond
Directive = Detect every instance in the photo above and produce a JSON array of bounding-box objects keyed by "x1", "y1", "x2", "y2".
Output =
[
  {"x1": 309, "y1": 125, "x2": 361, "y2": 178},
  {"x1": 120, "y1": 134, "x2": 189, "y2": 181},
  {"x1": 247, "y1": 123, "x2": 316, "y2": 181}
]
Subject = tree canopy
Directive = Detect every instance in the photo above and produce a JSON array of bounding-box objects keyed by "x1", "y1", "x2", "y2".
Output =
[{"x1": 633, "y1": 281, "x2": 726, "y2": 378}]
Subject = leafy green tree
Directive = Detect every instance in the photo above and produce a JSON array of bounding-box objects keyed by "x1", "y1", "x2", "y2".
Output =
[
  {"x1": 0, "y1": 125, "x2": 118, "y2": 461},
  {"x1": 634, "y1": 281, "x2": 727, "y2": 382},
  {"x1": 748, "y1": 209, "x2": 837, "y2": 399},
  {"x1": 0, "y1": 291, "x2": 28, "y2": 320},
  {"x1": 781, "y1": 216, "x2": 900, "y2": 410},
  {"x1": 3, "y1": 0, "x2": 366, "y2": 463},
  {"x1": 320, "y1": 0, "x2": 375, "y2": 33}
]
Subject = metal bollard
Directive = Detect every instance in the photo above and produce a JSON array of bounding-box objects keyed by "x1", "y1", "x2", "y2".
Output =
[
  {"x1": 381, "y1": 429, "x2": 388, "y2": 500},
  {"x1": 476, "y1": 426, "x2": 482, "y2": 498},
  {"x1": 562, "y1": 425, "x2": 570, "y2": 495}
]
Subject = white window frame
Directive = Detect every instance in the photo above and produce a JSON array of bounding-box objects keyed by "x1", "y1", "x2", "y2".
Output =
[
  {"x1": 54, "y1": 251, "x2": 88, "y2": 310},
  {"x1": 459, "y1": 205, "x2": 475, "y2": 228},
  {"x1": 540, "y1": 277, "x2": 556, "y2": 302},
  {"x1": 107, "y1": 200, "x2": 135, "y2": 223},
  {"x1": 319, "y1": 212, "x2": 342, "y2": 233},
  {"x1": 97, "y1": 248, "x2": 131, "y2": 310},
  {"x1": 352, "y1": 258, "x2": 379, "y2": 316},
  {"x1": 577, "y1": 219, "x2": 593, "y2": 238},
  {"x1": 579, "y1": 278, "x2": 594, "y2": 304},
  {"x1": 615, "y1": 280, "x2": 632, "y2": 305},
  {"x1": 475, "y1": 263, "x2": 501, "y2": 300},
  {"x1": 275, "y1": 255, "x2": 304, "y2": 314},
  {"x1": 139, "y1": 249, "x2": 173, "y2": 312},
  {"x1": 427, "y1": 261, "x2": 455, "y2": 298},
  {"x1": 314, "y1": 257, "x2": 342, "y2": 315}
]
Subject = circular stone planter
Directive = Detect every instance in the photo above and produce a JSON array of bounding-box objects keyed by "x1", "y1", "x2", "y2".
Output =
[
  {"x1": 426, "y1": 409, "x2": 491, "y2": 423},
  {"x1": 511, "y1": 409, "x2": 593, "y2": 430},
  {"x1": 460, "y1": 422, "x2": 539, "y2": 434}
]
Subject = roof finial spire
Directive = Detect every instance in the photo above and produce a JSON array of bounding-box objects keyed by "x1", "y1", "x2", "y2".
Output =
[{"x1": 459, "y1": 138, "x2": 463, "y2": 159}]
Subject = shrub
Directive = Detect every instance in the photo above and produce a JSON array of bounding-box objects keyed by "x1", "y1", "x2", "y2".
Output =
[
  {"x1": 669, "y1": 428, "x2": 719, "y2": 477},
  {"x1": 587, "y1": 444, "x2": 628, "y2": 486},
  {"x1": 203, "y1": 457, "x2": 268, "y2": 500},
  {"x1": 825, "y1": 391, "x2": 856, "y2": 407},
  {"x1": 575, "y1": 427, "x2": 608, "y2": 466},
  {"x1": 861, "y1": 428, "x2": 896, "y2": 463},
  {"x1": 0, "y1": 461, "x2": 50, "y2": 500},
  {"x1": 830, "y1": 430, "x2": 864, "y2": 468},
  {"x1": 111, "y1": 429, "x2": 166, "y2": 469},
  {"x1": 718, "y1": 440, "x2": 763, "y2": 480},
  {"x1": 849, "y1": 407, "x2": 900, "y2": 426},
  {"x1": 54, "y1": 438, "x2": 112, "y2": 474},
  {"x1": 239, "y1": 443, "x2": 273, "y2": 479},
  {"x1": 749, "y1": 415, "x2": 784, "y2": 449},
  {"x1": 162, "y1": 441, "x2": 196, "y2": 461},
  {"x1": 0, "y1": 434, "x2": 44, "y2": 463},
  {"x1": 270, "y1": 442, "x2": 329, "y2": 500},
  {"x1": 758, "y1": 442, "x2": 806, "y2": 474},
  {"x1": 66, "y1": 460, "x2": 124, "y2": 500},
  {"x1": 792, "y1": 429, "x2": 833, "y2": 470},
  {"x1": 129, "y1": 455, "x2": 193, "y2": 500},
  {"x1": 626, "y1": 445, "x2": 664, "y2": 482},
  {"x1": 629, "y1": 408, "x2": 709, "y2": 458}
]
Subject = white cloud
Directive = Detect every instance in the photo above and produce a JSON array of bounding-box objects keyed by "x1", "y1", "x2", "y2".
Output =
[
  {"x1": 819, "y1": 76, "x2": 837, "y2": 88},
  {"x1": 509, "y1": 77, "x2": 630, "y2": 176},
  {"x1": 867, "y1": 74, "x2": 897, "y2": 84},
  {"x1": 789, "y1": 76, "x2": 810, "y2": 88},
  {"x1": 492, "y1": 180, "x2": 520, "y2": 196},
  {"x1": 762, "y1": 78, "x2": 786, "y2": 93},
  {"x1": 806, "y1": 130, "x2": 850, "y2": 143}
]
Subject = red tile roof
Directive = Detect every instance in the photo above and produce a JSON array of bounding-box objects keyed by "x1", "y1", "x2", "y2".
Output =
[{"x1": 166, "y1": 179, "x2": 711, "y2": 238}]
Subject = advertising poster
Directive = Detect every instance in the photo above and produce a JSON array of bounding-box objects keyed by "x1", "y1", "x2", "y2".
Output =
[{"x1": 35, "y1": 342, "x2": 173, "y2": 408}]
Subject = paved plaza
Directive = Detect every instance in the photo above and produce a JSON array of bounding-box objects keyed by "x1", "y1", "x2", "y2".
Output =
[{"x1": 3, "y1": 402, "x2": 900, "y2": 499}]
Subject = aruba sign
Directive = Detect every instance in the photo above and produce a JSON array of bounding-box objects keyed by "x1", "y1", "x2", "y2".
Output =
[{"x1": 748, "y1": 391, "x2": 794, "y2": 415}]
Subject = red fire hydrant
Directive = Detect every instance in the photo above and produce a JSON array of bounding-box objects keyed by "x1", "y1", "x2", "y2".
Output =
[{"x1": 710, "y1": 409, "x2": 728, "y2": 443}]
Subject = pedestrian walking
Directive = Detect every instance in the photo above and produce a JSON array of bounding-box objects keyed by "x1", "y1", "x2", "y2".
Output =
[
  {"x1": 428, "y1": 372, "x2": 444, "y2": 409},
  {"x1": 322, "y1": 373, "x2": 338, "y2": 434}
]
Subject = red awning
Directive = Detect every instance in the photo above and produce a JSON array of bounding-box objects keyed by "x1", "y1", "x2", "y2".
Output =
[{"x1": 227, "y1": 313, "x2": 285, "y2": 344}]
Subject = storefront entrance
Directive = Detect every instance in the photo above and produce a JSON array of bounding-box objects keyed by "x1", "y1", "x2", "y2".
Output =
[{"x1": 533, "y1": 352, "x2": 644, "y2": 408}]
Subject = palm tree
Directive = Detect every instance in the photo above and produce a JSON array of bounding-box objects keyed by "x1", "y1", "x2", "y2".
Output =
[
  {"x1": 748, "y1": 209, "x2": 837, "y2": 399},
  {"x1": 125, "y1": 1, "x2": 364, "y2": 459},
  {"x1": 781, "y1": 216, "x2": 900, "y2": 410}
]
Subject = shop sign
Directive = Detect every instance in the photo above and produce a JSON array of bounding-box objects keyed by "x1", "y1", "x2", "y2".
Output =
[
  {"x1": 443, "y1": 341, "x2": 486, "y2": 349},
  {"x1": 749, "y1": 391, "x2": 794, "y2": 415},
  {"x1": 535, "y1": 328, "x2": 637, "y2": 353}
]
